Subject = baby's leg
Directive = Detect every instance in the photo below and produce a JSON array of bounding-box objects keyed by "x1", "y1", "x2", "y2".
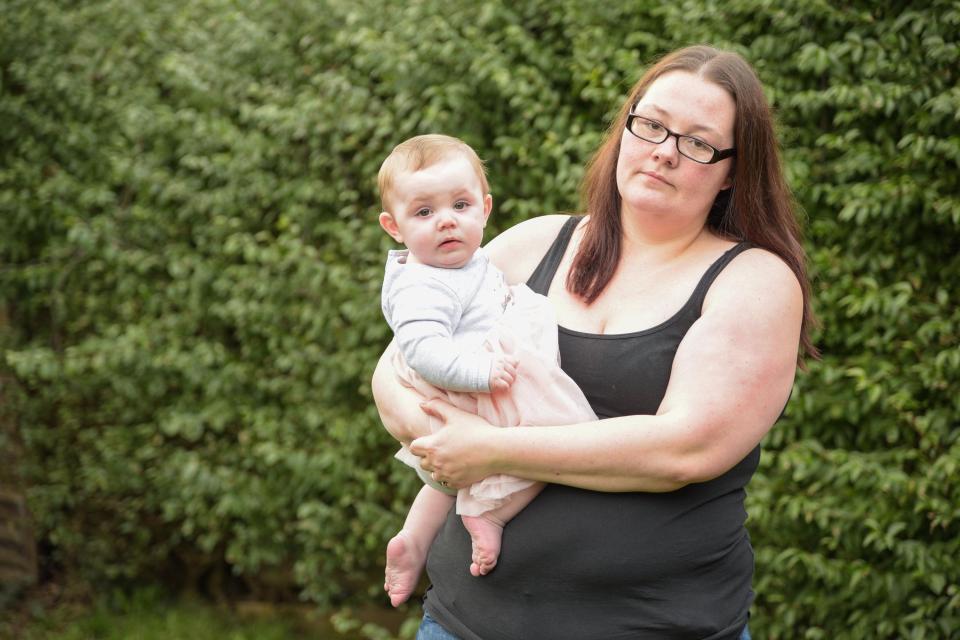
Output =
[
  {"x1": 461, "y1": 482, "x2": 544, "y2": 577},
  {"x1": 385, "y1": 486, "x2": 454, "y2": 607}
]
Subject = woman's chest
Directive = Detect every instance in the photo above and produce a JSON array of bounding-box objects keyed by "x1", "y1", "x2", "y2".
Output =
[
  {"x1": 557, "y1": 326, "x2": 686, "y2": 418},
  {"x1": 548, "y1": 268, "x2": 702, "y2": 335}
]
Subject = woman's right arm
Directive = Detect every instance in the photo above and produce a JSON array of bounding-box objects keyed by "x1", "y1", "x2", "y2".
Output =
[{"x1": 371, "y1": 340, "x2": 433, "y2": 445}]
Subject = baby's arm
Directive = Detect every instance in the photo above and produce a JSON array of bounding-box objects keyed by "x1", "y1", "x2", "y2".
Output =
[{"x1": 388, "y1": 275, "x2": 503, "y2": 393}]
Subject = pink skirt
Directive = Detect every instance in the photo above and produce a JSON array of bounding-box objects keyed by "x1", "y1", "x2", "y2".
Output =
[{"x1": 394, "y1": 284, "x2": 597, "y2": 517}]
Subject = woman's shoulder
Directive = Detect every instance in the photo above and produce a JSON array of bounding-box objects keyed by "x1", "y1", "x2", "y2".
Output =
[
  {"x1": 485, "y1": 214, "x2": 573, "y2": 254},
  {"x1": 730, "y1": 245, "x2": 799, "y2": 281},
  {"x1": 485, "y1": 214, "x2": 577, "y2": 284},
  {"x1": 706, "y1": 244, "x2": 802, "y2": 312}
]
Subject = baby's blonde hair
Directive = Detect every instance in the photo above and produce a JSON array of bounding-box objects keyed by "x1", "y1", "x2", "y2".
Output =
[{"x1": 378, "y1": 134, "x2": 489, "y2": 211}]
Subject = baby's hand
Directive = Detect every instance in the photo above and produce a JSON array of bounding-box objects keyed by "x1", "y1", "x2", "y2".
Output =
[{"x1": 489, "y1": 354, "x2": 518, "y2": 392}]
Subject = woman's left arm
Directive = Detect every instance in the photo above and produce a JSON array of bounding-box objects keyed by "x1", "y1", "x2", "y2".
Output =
[{"x1": 410, "y1": 249, "x2": 803, "y2": 492}]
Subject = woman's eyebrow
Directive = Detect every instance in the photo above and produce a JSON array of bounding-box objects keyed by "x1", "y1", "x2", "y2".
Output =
[{"x1": 638, "y1": 104, "x2": 723, "y2": 138}]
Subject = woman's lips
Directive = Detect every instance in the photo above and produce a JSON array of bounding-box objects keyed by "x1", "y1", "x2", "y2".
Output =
[{"x1": 641, "y1": 171, "x2": 672, "y2": 186}]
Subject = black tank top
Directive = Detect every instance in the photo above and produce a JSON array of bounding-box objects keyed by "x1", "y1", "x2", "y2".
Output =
[{"x1": 424, "y1": 216, "x2": 759, "y2": 640}]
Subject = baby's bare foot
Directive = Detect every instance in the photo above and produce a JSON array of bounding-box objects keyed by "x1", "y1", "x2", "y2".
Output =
[
  {"x1": 462, "y1": 515, "x2": 504, "y2": 577},
  {"x1": 384, "y1": 530, "x2": 426, "y2": 607}
]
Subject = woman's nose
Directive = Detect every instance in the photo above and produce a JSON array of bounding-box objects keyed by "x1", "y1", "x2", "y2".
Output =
[{"x1": 652, "y1": 135, "x2": 679, "y2": 165}]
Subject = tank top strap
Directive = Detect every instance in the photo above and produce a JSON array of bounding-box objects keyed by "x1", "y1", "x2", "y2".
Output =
[
  {"x1": 526, "y1": 215, "x2": 583, "y2": 295},
  {"x1": 687, "y1": 241, "x2": 754, "y2": 314}
]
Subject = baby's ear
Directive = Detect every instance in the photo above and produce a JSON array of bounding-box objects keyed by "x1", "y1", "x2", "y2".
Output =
[
  {"x1": 482, "y1": 194, "x2": 493, "y2": 224},
  {"x1": 379, "y1": 211, "x2": 403, "y2": 242}
]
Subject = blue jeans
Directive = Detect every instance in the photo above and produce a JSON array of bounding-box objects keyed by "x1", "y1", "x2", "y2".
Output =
[
  {"x1": 417, "y1": 612, "x2": 752, "y2": 639},
  {"x1": 417, "y1": 613, "x2": 461, "y2": 640}
]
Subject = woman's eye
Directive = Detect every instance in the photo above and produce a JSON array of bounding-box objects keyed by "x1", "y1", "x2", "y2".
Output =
[
  {"x1": 689, "y1": 138, "x2": 709, "y2": 150},
  {"x1": 644, "y1": 120, "x2": 664, "y2": 133}
]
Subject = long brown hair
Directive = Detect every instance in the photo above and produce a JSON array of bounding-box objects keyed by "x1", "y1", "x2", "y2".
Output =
[{"x1": 569, "y1": 45, "x2": 819, "y2": 362}]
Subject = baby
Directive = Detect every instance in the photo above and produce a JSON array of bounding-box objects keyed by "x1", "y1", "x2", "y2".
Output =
[{"x1": 377, "y1": 134, "x2": 596, "y2": 607}]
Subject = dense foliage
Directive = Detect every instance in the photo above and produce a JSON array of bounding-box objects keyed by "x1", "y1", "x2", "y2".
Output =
[{"x1": 2, "y1": 0, "x2": 957, "y2": 637}]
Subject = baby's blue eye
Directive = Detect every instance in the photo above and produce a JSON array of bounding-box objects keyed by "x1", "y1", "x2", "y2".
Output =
[
  {"x1": 453, "y1": 200, "x2": 469, "y2": 210},
  {"x1": 415, "y1": 208, "x2": 431, "y2": 217}
]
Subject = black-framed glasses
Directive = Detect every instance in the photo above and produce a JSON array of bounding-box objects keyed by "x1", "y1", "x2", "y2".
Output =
[{"x1": 625, "y1": 114, "x2": 736, "y2": 165}]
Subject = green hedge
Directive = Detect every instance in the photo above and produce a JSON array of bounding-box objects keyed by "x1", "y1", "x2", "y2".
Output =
[{"x1": 2, "y1": 0, "x2": 958, "y2": 637}]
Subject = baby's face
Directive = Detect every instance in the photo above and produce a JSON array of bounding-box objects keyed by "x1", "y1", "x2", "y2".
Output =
[{"x1": 383, "y1": 156, "x2": 491, "y2": 269}]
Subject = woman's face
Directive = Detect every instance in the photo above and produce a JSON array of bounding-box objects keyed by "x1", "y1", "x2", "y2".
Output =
[{"x1": 615, "y1": 71, "x2": 736, "y2": 228}]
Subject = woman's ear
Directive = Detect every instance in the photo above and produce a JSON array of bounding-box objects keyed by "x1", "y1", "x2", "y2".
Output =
[
  {"x1": 379, "y1": 212, "x2": 403, "y2": 242},
  {"x1": 720, "y1": 164, "x2": 735, "y2": 191}
]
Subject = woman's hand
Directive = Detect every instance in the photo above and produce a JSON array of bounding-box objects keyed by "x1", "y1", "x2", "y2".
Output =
[{"x1": 410, "y1": 399, "x2": 500, "y2": 488}]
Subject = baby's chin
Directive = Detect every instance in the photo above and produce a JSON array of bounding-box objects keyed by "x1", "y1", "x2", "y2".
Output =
[
  {"x1": 425, "y1": 257, "x2": 471, "y2": 269},
  {"x1": 407, "y1": 250, "x2": 474, "y2": 270}
]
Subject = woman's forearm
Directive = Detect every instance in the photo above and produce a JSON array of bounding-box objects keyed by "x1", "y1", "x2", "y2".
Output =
[
  {"x1": 486, "y1": 414, "x2": 694, "y2": 492},
  {"x1": 412, "y1": 398, "x2": 774, "y2": 494},
  {"x1": 371, "y1": 342, "x2": 433, "y2": 445},
  {"x1": 410, "y1": 404, "x2": 708, "y2": 493}
]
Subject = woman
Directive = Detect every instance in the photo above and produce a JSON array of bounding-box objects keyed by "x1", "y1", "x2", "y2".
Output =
[{"x1": 373, "y1": 45, "x2": 817, "y2": 640}]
